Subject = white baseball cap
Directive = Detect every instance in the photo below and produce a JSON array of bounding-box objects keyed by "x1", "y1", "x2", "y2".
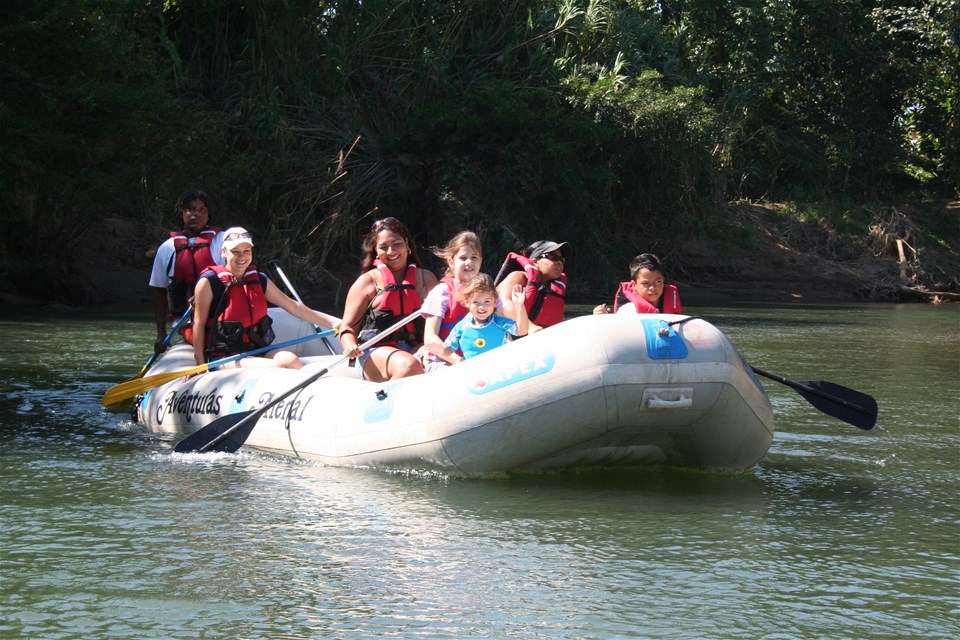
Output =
[{"x1": 222, "y1": 227, "x2": 254, "y2": 251}]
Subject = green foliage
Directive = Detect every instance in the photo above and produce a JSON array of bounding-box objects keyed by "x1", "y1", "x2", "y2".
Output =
[
  {"x1": 0, "y1": 0, "x2": 234, "y2": 278},
  {"x1": 876, "y1": 0, "x2": 960, "y2": 194},
  {"x1": 1, "y1": 0, "x2": 955, "y2": 302},
  {"x1": 390, "y1": 82, "x2": 618, "y2": 276},
  {"x1": 657, "y1": 0, "x2": 955, "y2": 200},
  {"x1": 710, "y1": 217, "x2": 758, "y2": 258},
  {"x1": 2, "y1": 1, "x2": 176, "y2": 238},
  {"x1": 783, "y1": 200, "x2": 863, "y2": 236},
  {"x1": 565, "y1": 69, "x2": 717, "y2": 207}
]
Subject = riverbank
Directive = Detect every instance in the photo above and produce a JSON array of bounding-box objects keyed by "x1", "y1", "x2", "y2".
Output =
[{"x1": 3, "y1": 199, "x2": 956, "y2": 314}]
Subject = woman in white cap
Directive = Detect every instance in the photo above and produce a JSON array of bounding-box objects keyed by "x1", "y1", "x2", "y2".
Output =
[
  {"x1": 494, "y1": 239, "x2": 571, "y2": 333},
  {"x1": 190, "y1": 227, "x2": 337, "y2": 369}
]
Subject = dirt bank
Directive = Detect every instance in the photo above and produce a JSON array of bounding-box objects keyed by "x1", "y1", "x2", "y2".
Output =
[{"x1": 673, "y1": 200, "x2": 958, "y2": 305}]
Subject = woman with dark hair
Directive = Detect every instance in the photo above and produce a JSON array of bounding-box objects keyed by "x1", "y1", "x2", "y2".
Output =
[
  {"x1": 148, "y1": 188, "x2": 225, "y2": 353},
  {"x1": 337, "y1": 217, "x2": 439, "y2": 381}
]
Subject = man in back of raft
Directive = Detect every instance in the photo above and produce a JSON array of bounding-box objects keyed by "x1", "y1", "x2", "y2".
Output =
[{"x1": 148, "y1": 189, "x2": 225, "y2": 354}]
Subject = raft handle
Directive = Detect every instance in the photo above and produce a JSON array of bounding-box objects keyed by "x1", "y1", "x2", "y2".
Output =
[{"x1": 643, "y1": 388, "x2": 694, "y2": 410}]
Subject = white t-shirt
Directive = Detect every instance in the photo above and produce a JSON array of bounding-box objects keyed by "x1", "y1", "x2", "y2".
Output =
[
  {"x1": 616, "y1": 302, "x2": 638, "y2": 314},
  {"x1": 148, "y1": 231, "x2": 225, "y2": 288}
]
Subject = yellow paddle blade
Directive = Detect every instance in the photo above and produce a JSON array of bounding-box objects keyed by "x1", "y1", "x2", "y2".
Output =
[
  {"x1": 102, "y1": 364, "x2": 153, "y2": 407},
  {"x1": 101, "y1": 362, "x2": 209, "y2": 406}
]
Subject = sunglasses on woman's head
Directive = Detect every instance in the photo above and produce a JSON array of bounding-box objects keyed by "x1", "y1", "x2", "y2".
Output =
[
  {"x1": 371, "y1": 216, "x2": 400, "y2": 232},
  {"x1": 224, "y1": 231, "x2": 252, "y2": 242}
]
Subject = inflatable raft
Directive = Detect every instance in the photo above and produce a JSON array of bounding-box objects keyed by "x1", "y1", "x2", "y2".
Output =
[{"x1": 134, "y1": 310, "x2": 775, "y2": 475}]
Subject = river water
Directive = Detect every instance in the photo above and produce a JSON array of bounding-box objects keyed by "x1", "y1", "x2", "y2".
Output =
[{"x1": 1, "y1": 303, "x2": 957, "y2": 639}]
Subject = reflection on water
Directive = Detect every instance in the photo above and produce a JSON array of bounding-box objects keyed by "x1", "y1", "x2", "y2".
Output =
[{"x1": 1, "y1": 304, "x2": 958, "y2": 639}]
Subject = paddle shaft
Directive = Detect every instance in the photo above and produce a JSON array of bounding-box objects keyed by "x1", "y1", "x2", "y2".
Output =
[
  {"x1": 142, "y1": 309, "x2": 192, "y2": 372},
  {"x1": 101, "y1": 329, "x2": 336, "y2": 405},
  {"x1": 193, "y1": 309, "x2": 423, "y2": 453},
  {"x1": 268, "y1": 259, "x2": 337, "y2": 355},
  {"x1": 209, "y1": 329, "x2": 336, "y2": 369},
  {"x1": 268, "y1": 259, "x2": 303, "y2": 303}
]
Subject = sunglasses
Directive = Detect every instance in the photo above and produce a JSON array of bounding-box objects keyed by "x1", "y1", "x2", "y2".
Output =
[
  {"x1": 224, "y1": 231, "x2": 253, "y2": 242},
  {"x1": 370, "y1": 216, "x2": 400, "y2": 231},
  {"x1": 540, "y1": 252, "x2": 565, "y2": 262}
]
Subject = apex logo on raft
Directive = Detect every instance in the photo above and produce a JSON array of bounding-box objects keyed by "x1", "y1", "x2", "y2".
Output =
[
  {"x1": 470, "y1": 352, "x2": 555, "y2": 395},
  {"x1": 156, "y1": 388, "x2": 223, "y2": 423}
]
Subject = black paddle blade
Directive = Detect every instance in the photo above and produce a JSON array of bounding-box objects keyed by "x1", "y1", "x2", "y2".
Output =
[
  {"x1": 174, "y1": 410, "x2": 257, "y2": 453},
  {"x1": 795, "y1": 380, "x2": 878, "y2": 430}
]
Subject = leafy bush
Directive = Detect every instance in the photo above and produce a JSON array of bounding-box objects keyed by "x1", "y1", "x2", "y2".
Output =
[{"x1": 2, "y1": 0, "x2": 955, "y2": 303}]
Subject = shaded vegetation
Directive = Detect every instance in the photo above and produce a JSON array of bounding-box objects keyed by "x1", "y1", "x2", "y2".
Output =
[{"x1": 2, "y1": 0, "x2": 957, "y2": 303}]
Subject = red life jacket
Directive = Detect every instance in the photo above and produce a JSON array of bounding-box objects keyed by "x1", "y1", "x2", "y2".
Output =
[
  {"x1": 361, "y1": 260, "x2": 424, "y2": 346},
  {"x1": 167, "y1": 226, "x2": 221, "y2": 315},
  {"x1": 200, "y1": 265, "x2": 274, "y2": 359},
  {"x1": 438, "y1": 277, "x2": 470, "y2": 340},
  {"x1": 613, "y1": 281, "x2": 682, "y2": 314},
  {"x1": 494, "y1": 252, "x2": 567, "y2": 327}
]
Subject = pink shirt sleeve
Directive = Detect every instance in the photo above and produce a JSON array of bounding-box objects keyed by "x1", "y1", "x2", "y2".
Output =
[{"x1": 421, "y1": 282, "x2": 451, "y2": 317}]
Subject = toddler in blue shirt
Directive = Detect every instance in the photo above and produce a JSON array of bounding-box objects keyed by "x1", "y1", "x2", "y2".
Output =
[{"x1": 429, "y1": 274, "x2": 528, "y2": 363}]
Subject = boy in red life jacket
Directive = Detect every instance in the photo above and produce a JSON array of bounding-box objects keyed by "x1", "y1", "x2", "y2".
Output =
[
  {"x1": 593, "y1": 253, "x2": 682, "y2": 315},
  {"x1": 148, "y1": 189, "x2": 224, "y2": 353}
]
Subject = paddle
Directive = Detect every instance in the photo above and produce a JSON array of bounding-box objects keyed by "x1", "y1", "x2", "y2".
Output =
[
  {"x1": 174, "y1": 309, "x2": 423, "y2": 454},
  {"x1": 267, "y1": 259, "x2": 337, "y2": 355},
  {"x1": 666, "y1": 316, "x2": 877, "y2": 430},
  {"x1": 101, "y1": 329, "x2": 336, "y2": 406},
  {"x1": 268, "y1": 259, "x2": 303, "y2": 301},
  {"x1": 750, "y1": 367, "x2": 877, "y2": 430},
  {"x1": 136, "y1": 309, "x2": 192, "y2": 379}
]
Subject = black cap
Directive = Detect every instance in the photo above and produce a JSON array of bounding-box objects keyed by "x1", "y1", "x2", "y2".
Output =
[{"x1": 525, "y1": 240, "x2": 571, "y2": 260}]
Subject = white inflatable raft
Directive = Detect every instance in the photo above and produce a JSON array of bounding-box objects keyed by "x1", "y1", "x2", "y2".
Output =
[{"x1": 135, "y1": 310, "x2": 775, "y2": 475}]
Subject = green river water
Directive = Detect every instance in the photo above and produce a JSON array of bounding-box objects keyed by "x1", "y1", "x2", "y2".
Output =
[{"x1": 1, "y1": 303, "x2": 957, "y2": 639}]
